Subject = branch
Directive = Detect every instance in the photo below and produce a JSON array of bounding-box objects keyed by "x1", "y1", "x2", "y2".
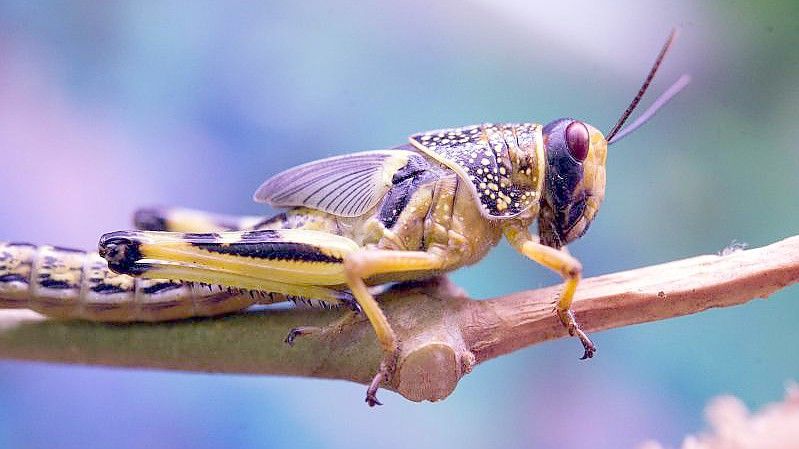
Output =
[{"x1": 1, "y1": 236, "x2": 797, "y2": 404}]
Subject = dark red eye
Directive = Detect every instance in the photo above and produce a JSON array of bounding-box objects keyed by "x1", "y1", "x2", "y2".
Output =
[{"x1": 565, "y1": 121, "x2": 590, "y2": 162}]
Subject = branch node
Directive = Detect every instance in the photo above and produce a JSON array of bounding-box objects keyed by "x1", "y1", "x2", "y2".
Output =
[{"x1": 396, "y1": 341, "x2": 460, "y2": 402}]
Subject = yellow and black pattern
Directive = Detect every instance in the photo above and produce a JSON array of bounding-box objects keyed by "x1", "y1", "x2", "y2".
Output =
[
  {"x1": 0, "y1": 241, "x2": 353, "y2": 322},
  {"x1": 409, "y1": 123, "x2": 544, "y2": 219},
  {"x1": 98, "y1": 229, "x2": 360, "y2": 292}
]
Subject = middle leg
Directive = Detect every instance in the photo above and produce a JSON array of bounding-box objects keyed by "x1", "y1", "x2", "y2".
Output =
[{"x1": 342, "y1": 249, "x2": 446, "y2": 406}]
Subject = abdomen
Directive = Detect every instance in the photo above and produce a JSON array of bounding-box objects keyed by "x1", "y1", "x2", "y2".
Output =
[{"x1": 0, "y1": 242, "x2": 260, "y2": 321}]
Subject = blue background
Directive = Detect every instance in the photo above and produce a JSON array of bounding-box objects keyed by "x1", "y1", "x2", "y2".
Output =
[{"x1": 0, "y1": 1, "x2": 797, "y2": 448}]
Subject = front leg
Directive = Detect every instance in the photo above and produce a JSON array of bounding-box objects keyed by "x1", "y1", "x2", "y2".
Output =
[{"x1": 504, "y1": 224, "x2": 595, "y2": 359}]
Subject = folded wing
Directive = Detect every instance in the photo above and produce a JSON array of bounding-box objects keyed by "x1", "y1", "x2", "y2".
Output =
[{"x1": 253, "y1": 150, "x2": 422, "y2": 217}]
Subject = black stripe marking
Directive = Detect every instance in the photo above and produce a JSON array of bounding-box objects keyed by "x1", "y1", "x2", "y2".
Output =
[
  {"x1": 0, "y1": 273, "x2": 27, "y2": 283},
  {"x1": 379, "y1": 168, "x2": 439, "y2": 229},
  {"x1": 183, "y1": 232, "x2": 222, "y2": 241},
  {"x1": 379, "y1": 179, "x2": 414, "y2": 229},
  {"x1": 126, "y1": 263, "x2": 153, "y2": 276},
  {"x1": 90, "y1": 283, "x2": 128, "y2": 294},
  {"x1": 240, "y1": 229, "x2": 280, "y2": 241},
  {"x1": 193, "y1": 241, "x2": 342, "y2": 263},
  {"x1": 52, "y1": 246, "x2": 86, "y2": 254},
  {"x1": 142, "y1": 282, "x2": 184, "y2": 295},
  {"x1": 391, "y1": 153, "x2": 430, "y2": 184},
  {"x1": 39, "y1": 277, "x2": 75, "y2": 290},
  {"x1": 252, "y1": 213, "x2": 288, "y2": 230}
]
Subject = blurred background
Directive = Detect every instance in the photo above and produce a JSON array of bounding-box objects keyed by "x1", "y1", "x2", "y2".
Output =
[{"x1": 0, "y1": 1, "x2": 797, "y2": 448}]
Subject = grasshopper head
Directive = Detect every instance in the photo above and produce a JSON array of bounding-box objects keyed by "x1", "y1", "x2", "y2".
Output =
[
  {"x1": 537, "y1": 29, "x2": 690, "y2": 248},
  {"x1": 538, "y1": 119, "x2": 607, "y2": 248}
]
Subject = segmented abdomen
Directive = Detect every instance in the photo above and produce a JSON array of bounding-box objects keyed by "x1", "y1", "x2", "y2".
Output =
[{"x1": 0, "y1": 242, "x2": 261, "y2": 322}]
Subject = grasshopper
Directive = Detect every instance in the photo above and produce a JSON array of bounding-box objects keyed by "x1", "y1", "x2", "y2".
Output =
[{"x1": 0, "y1": 31, "x2": 688, "y2": 406}]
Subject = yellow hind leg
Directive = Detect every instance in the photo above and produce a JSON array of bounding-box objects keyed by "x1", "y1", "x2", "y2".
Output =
[{"x1": 98, "y1": 229, "x2": 446, "y2": 405}]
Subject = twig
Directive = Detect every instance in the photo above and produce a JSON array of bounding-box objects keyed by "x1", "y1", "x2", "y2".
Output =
[{"x1": 0, "y1": 235, "x2": 797, "y2": 403}]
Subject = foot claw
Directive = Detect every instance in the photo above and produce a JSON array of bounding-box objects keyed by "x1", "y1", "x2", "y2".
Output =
[
  {"x1": 364, "y1": 352, "x2": 398, "y2": 408},
  {"x1": 338, "y1": 291, "x2": 362, "y2": 314},
  {"x1": 575, "y1": 327, "x2": 596, "y2": 359},
  {"x1": 557, "y1": 309, "x2": 597, "y2": 360},
  {"x1": 579, "y1": 341, "x2": 596, "y2": 360},
  {"x1": 285, "y1": 326, "x2": 320, "y2": 346},
  {"x1": 284, "y1": 328, "x2": 301, "y2": 346},
  {"x1": 365, "y1": 392, "x2": 383, "y2": 407}
]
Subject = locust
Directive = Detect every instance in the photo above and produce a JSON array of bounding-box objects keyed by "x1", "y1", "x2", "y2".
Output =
[{"x1": 0, "y1": 31, "x2": 688, "y2": 406}]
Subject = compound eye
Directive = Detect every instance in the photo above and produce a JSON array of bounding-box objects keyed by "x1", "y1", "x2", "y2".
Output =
[{"x1": 565, "y1": 121, "x2": 590, "y2": 162}]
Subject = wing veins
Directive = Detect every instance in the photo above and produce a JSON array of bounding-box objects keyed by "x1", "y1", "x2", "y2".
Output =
[
  {"x1": 274, "y1": 165, "x2": 376, "y2": 201},
  {"x1": 347, "y1": 186, "x2": 375, "y2": 216},
  {"x1": 268, "y1": 156, "x2": 388, "y2": 200},
  {"x1": 338, "y1": 178, "x2": 376, "y2": 215},
  {"x1": 326, "y1": 174, "x2": 374, "y2": 212},
  {"x1": 305, "y1": 169, "x2": 375, "y2": 205}
]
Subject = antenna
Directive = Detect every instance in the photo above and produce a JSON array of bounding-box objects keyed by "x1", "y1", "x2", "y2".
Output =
[
  {"x1": 606, "y1": 29, "x2": 688, "y2": 145},
  {"x1": 608, "y1": 74, "x2": 690, "y2": 144}
]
